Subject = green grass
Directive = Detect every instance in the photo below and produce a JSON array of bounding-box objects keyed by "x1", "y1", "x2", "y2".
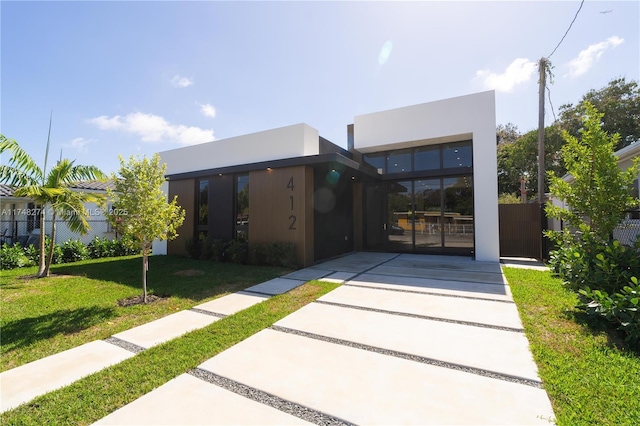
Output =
[
  {"x1": 0, "y1": 279, "x2": 339, "y2": 426},
  {"x1": 0, "y1": 255, "x2": 291, "y2": 372},
  {"x1": 504, "y1": 267, "x2": 640, "y2": 426}
]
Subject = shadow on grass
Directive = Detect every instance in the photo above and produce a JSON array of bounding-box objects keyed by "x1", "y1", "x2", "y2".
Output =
[
  {"x1": 1, "y1": 306, "x2": 117, "y2": 353},
  {"x1": 565, "y1": 309, "x2": 640, "y2": 355},
  {"x1": 52, "y1": 256, "x2": 290, "y2": 302}
]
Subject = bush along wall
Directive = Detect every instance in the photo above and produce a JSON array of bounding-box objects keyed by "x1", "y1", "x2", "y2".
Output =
[
  {"x1": 0, "y1": 236, "x2": 139, "y2": 271},
  {"x1": 185, "y1": 238, "x2": 297, "y2": 269}
]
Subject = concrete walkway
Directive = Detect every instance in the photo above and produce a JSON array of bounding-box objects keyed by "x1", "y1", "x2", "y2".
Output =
[{"x1": 94, "y1": 253, "x2": 555, "y2": 425}]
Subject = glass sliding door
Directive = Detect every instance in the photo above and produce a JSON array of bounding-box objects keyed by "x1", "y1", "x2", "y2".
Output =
[
  {"x1": 443, "y1": 176, "x2": 474, "y2": 248},
  {"x1": 387, "y1": 181, "x2": 413, "y2": 251},
  {"x1": 414, "y1": 179, "x2": 442, "y2": 250}
]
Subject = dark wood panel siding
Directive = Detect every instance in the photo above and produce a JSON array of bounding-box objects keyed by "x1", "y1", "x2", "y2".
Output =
[
  {"x1": 167, "y1": 179, "x2": 195, "y2": 256},
  {"x1": 249, "y1": 166, "x2": 314, "y2": 267},
  {"x1": 499, "y1": 204, "x2": 541, "y2": 259}
]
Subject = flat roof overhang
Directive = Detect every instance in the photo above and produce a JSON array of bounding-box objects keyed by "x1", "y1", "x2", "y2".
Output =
[{"x1": 165, "y1": 152, "x2": 381, "y2": 182}]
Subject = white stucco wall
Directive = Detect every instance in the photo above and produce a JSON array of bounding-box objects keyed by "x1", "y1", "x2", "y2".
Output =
[
  {"x1": 159, "y1": 123, "x2": 320, "y2": 176},
  {"x1": 353, "y1": 91, "x2": 499, "y2": 262}
]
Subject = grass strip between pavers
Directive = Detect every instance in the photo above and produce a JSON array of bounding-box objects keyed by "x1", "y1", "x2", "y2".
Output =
[
  {"x1": 504, "y1": 267, "x2": 640, "y2": 426},
  {"x1": 1, "y1": 280, "x2": 340, "y2": 426}
]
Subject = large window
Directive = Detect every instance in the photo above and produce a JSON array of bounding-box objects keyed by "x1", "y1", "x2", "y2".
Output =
[
  {"x1": 197, "y1": 179, "x2": 208, "y2": 241},
  {"x1": 365, "y1": 140, "x2": 472, "y2": 176},
  {"x1": 236, "y1": 175, "x2": 249, "y2": 240}
]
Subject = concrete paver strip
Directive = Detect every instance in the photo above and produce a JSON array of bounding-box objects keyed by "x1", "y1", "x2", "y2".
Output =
[
  {"x1": 194, "y1": 291, "x2": 268, "y2": 316},
  {"x1": 310, "y1": 252, "x2": 397, "y2": 273},
  {"x1": 112, "y1": 310, "x2": 220, "y2": 349},
  {"x1": 244, "y1": 278, "x2": 306, "y2": 295},
  {"x1": 351, "y1": 273, "x2": 513, "y2": 301},
  {"x1": 275, "y1": 302, "x2": 541, "y2": 381},
  {"x1": 199, "y1": 329, "x2": 555, "y2": 425},
  {"x1": 318, "y1": 284, "x2": 525, "y2": 330},
  {"x1": 369, "y1": 264, "x2": 507, "y2": 284},
  {"x1": 320, "y1": 271, "x2": 358, "y2": 283},
  {"x1": 391, "y1": 255, "x2": 504, "y2": 274},
  {"x1": 93, "y1": 374, "x2": 310, "y2": 425},
  {"x1": 282, "y1": 268, "x2": 333, "y2": 281},
  {"x1": 0, "y1": 341, "x2": 135, "y2": 413}
]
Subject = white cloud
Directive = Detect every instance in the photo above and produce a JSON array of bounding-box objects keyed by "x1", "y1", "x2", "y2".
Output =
[
  {"x1": 566, "y1": 36, "x2": 624, "y2": 78},
  {"x1": 64, "y1": 137, "x2": 95, "y2": 153},
  {"x1": 475, "y1": 58, "x2": 537, "y2": 93},
  {"x1": 199, "y1": 103, "x2": 216, "y2": 118},
  {"x1": 88, "y1": 112, "x2": 214, "y2": 146},
  {"x1": 171, "y1": 74, "x2": 193, "y2": 88}
]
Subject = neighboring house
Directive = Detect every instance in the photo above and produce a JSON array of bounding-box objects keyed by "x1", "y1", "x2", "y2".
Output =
[
  {"x1": 153, "y1": 91, "x2": 499, "y2": 266},
  {"x1": 548, "y1": 140, "x2": 640, "y2": 244},
  {"x1": 0, "y1": 181, "x2": 116, "y2": 246}
]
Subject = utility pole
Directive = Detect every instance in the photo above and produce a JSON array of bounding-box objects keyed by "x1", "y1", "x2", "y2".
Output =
[
  {"x1": 537, "y1": 57, "x2": 546, "y2": 205},
  {"x1": 537, "y1": 57, "x2": 547, "y2": 261}
]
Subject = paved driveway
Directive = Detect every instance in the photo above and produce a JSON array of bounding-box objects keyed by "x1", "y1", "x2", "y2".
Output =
[{"x1": 97, "y1": 253, "x2": 555, "y2": 425}]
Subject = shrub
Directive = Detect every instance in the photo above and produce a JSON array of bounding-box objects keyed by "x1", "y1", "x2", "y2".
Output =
[
  {"x1": 252, "y1": 243, "x2": 267, "y2": 265},
  {"x1": 578, "y1": 277, "x2": 640, "y2": 347},
  {"x1": 199, "y1": 237, "x2": 215, "y2": 261},
  {"x1": 265, "y1": 242, "x2": 297, "y2": 268},
  {"x1": 549, "y1": 234, "x2": 640, "y2": 295},
  {"x1": 23, "y1": 244, "x2": 39, "y2": 265},
  {"x1": 1, "y1": 243, "x2": 33, "y2": 269},
  {"x1": 61, "y1": 239, "x2": 89, "y2": 263},
  {"x1": 212, "y1": 239, "x2": 225, "y2": 262},
  {"x1": 185, "y1": 237, "x2": 197, "y2": 259},
  {"x1": 45, "y1": 237, "x2": 63, "y2": 265},
  {"x1": 225, "y1": 240, "x2": 248, "y2": 264},
  {"x1": 88, "y1": 236, "x2": 112, "y2": 259}
]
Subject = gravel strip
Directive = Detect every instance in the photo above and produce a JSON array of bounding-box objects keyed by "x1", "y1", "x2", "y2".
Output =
[
  {"x1": 103, "y1": 336, "x2": 145, "y2": 354},
  {"x1": 314, "y1": 300, "x2": 524, "y2": 333},
  {"x1": 189, "y1": 368, "x2": 353, "y2": 426},
  {"x1": 190, "y1": 308, "x2": 227, "y2": 318},
  {"x1": 344, "y1": 283, "x2": 515, "y2": 304},
  {"x1": 271, "y1": 325, "x2": 543, "y2": 389}
]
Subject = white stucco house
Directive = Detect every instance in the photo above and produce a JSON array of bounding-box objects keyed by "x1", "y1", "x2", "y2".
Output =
[{"x1": 0, "y1": 181, "x2": 116, "y2": 247}]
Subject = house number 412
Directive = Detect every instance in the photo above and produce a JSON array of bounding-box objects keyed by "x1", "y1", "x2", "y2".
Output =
[{"x1": 287, "y1": 176, "x2": 296, "y2": 230}]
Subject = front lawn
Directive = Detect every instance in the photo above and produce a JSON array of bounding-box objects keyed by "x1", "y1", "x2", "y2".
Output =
[
  {"x1": 1, "y1": 280, "x2": 339, "y2": 425},
  {"x1": 0, "y1": 255, "x2": 291, "y2": 372},
  {"x1": 504, "y1": 267, "x2": 640, "y2": 426}
]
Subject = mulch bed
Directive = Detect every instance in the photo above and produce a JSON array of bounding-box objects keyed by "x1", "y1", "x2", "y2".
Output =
[{"x1": 117, "y1": 294, "x2": 169, "y2": 307}]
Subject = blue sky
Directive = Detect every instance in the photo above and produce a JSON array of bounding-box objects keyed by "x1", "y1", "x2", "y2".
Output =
[{"x1": 2, "y1": 1, "x2": 638, "y2": 175}]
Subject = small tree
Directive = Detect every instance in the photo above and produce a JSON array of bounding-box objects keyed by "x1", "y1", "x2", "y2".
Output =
[
  {"x1": 108, "y1": 154, "x2": 185, "y2": 303},
  {"x1": 546, "y1": 102, "x2": 640, "y2": 243}
]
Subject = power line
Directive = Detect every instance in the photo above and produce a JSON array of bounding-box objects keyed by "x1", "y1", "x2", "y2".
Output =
[
  {"x1": 548, "y1": 0, "x2": 585, "y2": 59},
  {"x1": 546, "y1": 84, "x2": 557, "y2": 123}
]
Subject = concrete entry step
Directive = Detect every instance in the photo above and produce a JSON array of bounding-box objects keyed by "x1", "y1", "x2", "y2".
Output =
[
  {"x1": 274, "y1": 302, "x2": 540, "y2": 381},
  {"x1": 0, "y1": 341, "x2": 135, "y2": 413},
  {"x1": 318, "y1": 285, "x2": 525, "y2": 330},
  {"x1": 351, "y1": 273, "x2": 513, "y2": 301},
  {"x1": 199, "y1": 329, "x2": 555, "y2": 425},
  {"x1": 93, "y1": 374, "x2": 310, "y2": 425}
]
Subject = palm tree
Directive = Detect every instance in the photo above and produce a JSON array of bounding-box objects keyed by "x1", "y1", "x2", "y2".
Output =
[{"x1": 0, "y1": 134, "x2": 106, "y2": 277}]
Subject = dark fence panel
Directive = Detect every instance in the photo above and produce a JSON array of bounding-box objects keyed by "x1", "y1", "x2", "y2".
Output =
[{"x1": 499, "y1": 204, "x2": 542, "y2": 259}]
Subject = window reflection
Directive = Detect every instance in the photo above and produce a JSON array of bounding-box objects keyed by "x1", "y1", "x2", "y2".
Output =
[
  {"x1": 236, "y1": 175, "x2": 249, "y2": 240},
  {"x1": 198, "y1": 179, "x2": 208, "y2": 226},
  {"x1": 443, "y1": 141, "x2": 472, "y2": 169},
  {"x1": 387, "y1": 149, "x2": 412, "y2": 174}
]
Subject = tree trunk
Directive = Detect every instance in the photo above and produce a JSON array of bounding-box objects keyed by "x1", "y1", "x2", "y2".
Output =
[
  {"x1": 43, "y1": 211, "x2": 57, "y2": 277},
  {"x1": 142, "y1": 252, "x2": 148, "y2": 303},
  {"x1": 37, "y1": 206, "x2": 46, "y2": 278}
]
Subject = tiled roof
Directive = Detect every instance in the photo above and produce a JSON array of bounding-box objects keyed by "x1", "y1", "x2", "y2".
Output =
[{"x1": 0, "y1": 180, "x2": 114, "y2": 197}]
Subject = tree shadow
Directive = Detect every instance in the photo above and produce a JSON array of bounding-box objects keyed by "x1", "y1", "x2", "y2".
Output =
[{"x1": 1, "y1": 306, "x2": 117, "y2": 353}]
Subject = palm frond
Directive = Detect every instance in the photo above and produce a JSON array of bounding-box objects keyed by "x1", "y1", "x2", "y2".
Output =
[
  {"x1": 0, "y1": 136, "x2": 43, "y2": 183},
  {"x1": 0, "y1": 165, "x2": 40, "y2": 187}
]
